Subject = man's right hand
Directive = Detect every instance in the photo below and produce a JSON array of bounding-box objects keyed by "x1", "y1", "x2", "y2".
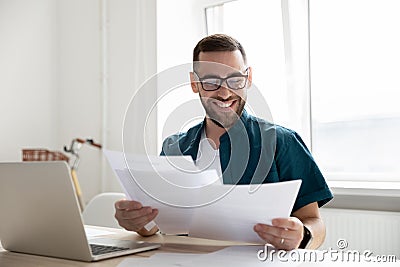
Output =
[{"x1": 114, "y1": 199, "x2": 159, "y2": 236}]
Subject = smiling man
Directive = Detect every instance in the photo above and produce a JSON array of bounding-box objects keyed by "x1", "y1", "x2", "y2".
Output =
[{"x1": 115, "y1": 34, "x2": 333, "y2": 250}]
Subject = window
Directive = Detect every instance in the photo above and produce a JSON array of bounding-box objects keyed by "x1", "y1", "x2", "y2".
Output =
[
  {"x1": 207, "y1": 0, "x2": 400, "y2": 182},
  {"x1": 310, "y1": 0, "x2": 400, "y2": 181},
  {"x1": 206, "y1": 0, "x2": 289, "y2": 128}
]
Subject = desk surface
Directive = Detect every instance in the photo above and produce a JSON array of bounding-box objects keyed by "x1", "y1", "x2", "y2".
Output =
[
  {"x1": 3, "y1": 227, "x2": 399, "y2": 266},
  {"x1": 0, "y1": 226, "x2": 243, "y2": 267}
]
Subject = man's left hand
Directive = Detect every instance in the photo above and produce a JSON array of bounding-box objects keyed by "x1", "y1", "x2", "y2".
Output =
[{"x1": 254, "y1": 217, "x2": 304, "y2": 250}]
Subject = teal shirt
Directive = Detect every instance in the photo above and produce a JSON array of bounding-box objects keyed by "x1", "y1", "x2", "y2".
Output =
[{"x1": 161, "y1": 110, "x2": 333, "y2": 212}]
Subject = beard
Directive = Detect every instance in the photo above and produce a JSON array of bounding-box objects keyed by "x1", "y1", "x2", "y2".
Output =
[{"x1": 200, "y1": 94, "x2": 246, "y2": 129}]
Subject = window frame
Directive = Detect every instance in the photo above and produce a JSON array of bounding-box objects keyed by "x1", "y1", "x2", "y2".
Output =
[{"x1": 203, "y1": 0, "x2": 400, "y2": 192}]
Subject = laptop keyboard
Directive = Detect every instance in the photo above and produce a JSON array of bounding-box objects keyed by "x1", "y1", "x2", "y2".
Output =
[{"x1": 90, "y1": 244, "x2": 130, "y2": 256}]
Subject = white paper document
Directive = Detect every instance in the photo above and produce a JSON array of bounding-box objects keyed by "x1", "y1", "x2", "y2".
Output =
[
  {"x1": 105, "y1": 150, "x2": 220, "y2": 234},
  {"x1": 185, "y1": 245, "x2": 298, "y2": 267},
  {"x1": 118, "y1": 245, "x2": 398, "y2": 267},
  {"x1": 188, "y1": 181, "x2": 301, "y2": 243},
  {"x1": 117, "y1": 253, "x2": 198, "y2": 267},
  {"x1": 117, "y1": 246, "x2": 300, "y2": 267},
  {"x1": 104, "y1": 150, "x2": 301, "y2": 243}
]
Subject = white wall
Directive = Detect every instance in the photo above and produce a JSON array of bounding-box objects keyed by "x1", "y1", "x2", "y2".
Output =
[
  {"x1": 0, "y1": 0, "x2": 58, "y2": 160},
  {"x1": 56, "y1": 0, "x2": 103, "y2": 203},
  {"x1": 0, "y1": 0, "x2": 103, "y2": 202},
  {"x1": 0, "y1": 0, "x2": 157, "y2": 203},
  {"x1": 157, "y1": 0, "x2": 230, "y2": 71},
  {"x1": 105, "y1": 0, "x2": 157, "y2": 191},
  {"x1": 0, "y1": 0, "x2": 241, "y2": 203},
  {"x1": 1, "y1": 0, "x2": 209, "y2": 203}
]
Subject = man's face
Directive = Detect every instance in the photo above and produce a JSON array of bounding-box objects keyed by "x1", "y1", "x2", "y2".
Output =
[{"x1": 190, "y1": 50, "x2": 252, "y2": 129}]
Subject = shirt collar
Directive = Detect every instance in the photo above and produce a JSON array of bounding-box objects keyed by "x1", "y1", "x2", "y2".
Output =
[{"x1": 185, "y1": 109, "x2": 250, "y2": 159}]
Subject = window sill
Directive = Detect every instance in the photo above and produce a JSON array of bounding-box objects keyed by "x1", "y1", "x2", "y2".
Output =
[
  {"x1": 324, "y1": 181, "x2": 400, "y2": 212},
  {"x1": 328, "y1": 181, "x2": 400, "y2": 197}
]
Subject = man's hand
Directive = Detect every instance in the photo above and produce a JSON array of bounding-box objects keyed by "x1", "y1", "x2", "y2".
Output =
[
  {"x1": 114, "y1": 199, "x2": 159, "y2": 236},
  {"x1": 254, "y1": 217, "x2": 304, "y2": 250}
]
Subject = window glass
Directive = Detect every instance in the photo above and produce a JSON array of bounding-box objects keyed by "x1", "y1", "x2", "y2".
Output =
[
  {"x1": 310, "y1": 0, "x2": 400, "y2": 181},
  {"x1": 206, "y1": 0, "x2": 288, "y2": 126}
]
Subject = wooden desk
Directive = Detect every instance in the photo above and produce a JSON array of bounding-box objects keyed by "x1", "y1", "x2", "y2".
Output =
[{"x1": 0, "y1": 226, "x2": 243, "y2": 267}]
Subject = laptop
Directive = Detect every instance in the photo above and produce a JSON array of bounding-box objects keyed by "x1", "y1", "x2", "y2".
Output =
[{"x1": 0, "y1": 161, "x2": 161, "y2": 262}]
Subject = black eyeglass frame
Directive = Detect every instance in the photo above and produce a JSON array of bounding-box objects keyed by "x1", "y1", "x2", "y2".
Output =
[{"x1": 193, "y1": 67, "x2": 250, "y2": 91}]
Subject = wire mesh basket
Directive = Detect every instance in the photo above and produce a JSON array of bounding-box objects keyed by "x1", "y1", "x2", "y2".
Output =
[{"x1": 22, "y1": 149, "x2": 69, "y2": 163}]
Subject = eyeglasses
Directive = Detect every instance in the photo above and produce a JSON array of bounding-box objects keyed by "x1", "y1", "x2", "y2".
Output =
[{"x1": 194, "y1": 68, "x2": 249, "y2": 91}]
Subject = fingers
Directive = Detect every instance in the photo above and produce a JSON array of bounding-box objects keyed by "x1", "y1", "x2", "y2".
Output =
[
  {"x1": 254, "y1": 224, "x2": 292, "y2": 240},
  {"x1": 272, "y1": 217, "x2": 302, "y2": 231},
  {"x1": 254, "y1": 217, "x2": 304, "y2": 250},
  {"x1": 254, "y1": 229, "x2": 295, "y2": 250},
  {"x1": 118, "y1": 206, "x2": 154, "y2": 220},
  {"x1": 117, "y1": 208, "x2": 158, "y2": 232},
  {"x1": 115, "y1": 199, "x2": 142, "y2": 210},
  {"x1": 114, "y1": 199, "x2": 158, "y2": 232}
]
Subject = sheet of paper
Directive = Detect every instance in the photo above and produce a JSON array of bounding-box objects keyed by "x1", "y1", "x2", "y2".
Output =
[
  {"x1": 117, "y1": 246, "x2": 300, "y2": 267},
  {"x1": 117, "y1": 246, "x2": 396, "y2": 267},
  {"x1": 104, "y1": 150, "x2": 219, "y2": 200},
  {"x1": 199, "y1": 246, "x2": 384, "y2": 266},
  {"x1": 189, "y1": 245, "x2": 298, "y2": 267},
  {"x1": 104, "y1": 150, "x2": 220, "y2": 234},
  {"x1": 104, "y1": 150, "x2": 301, "y2": 241},
  {"x1": 114, "y1": 168, "x2": 195, "y2": 234},
  {"x1": 117, "y1": 253, "x2": 198, "y2": 267},
  {"x1": 104, "y1": 149, "x2": 200, "y2": 173},
  {"x1": 188, "y1": 180, "x2": 301, "y2": 243}
]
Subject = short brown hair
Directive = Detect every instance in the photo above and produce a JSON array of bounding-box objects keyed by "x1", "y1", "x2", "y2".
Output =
[{"x1": 193, "y1": 34, "x2": 247, "y2": 65}]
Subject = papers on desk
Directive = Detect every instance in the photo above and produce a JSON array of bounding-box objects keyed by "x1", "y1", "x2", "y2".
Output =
[
  {"x1": 117, "y1": 246, "x2": 300, "y2": 267},
  {"x1": 117, "y1": 253, "x2": 198, "y2": 267},
  {"x1": 104, "y1": 150, "x2": 301, "y2": 243},
  {"x1": 118, "y1": 245, "x2": 399, "y2": 267}
]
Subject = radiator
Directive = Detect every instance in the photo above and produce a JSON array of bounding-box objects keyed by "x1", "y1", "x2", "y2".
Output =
[{"x1": 320, "y1": 208, "x2": 400, "y2": 257}]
